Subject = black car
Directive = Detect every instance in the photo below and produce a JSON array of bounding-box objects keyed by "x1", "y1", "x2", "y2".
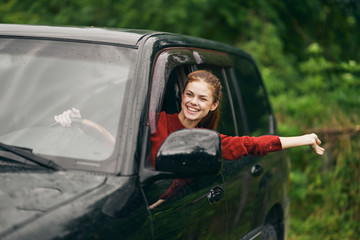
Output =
[{"x1": 0, "y1": 24, "x2": 290, "y2": 240}]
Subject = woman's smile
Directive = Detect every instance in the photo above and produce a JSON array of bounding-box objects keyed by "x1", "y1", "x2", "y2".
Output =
[
  {"x1": 178, "y1": 80, "x2": 219, "y2": 128},
  {"x1": 186, "y1": 105, "x2": 200, "y2": 112}
]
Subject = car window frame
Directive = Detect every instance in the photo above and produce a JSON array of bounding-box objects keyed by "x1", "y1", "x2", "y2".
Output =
[
  {"x1": 227, "y1": 67, "x2": 250, "y2": 135},
  {"x1": 141, "y1": 47, "x2": 243, "y2": 172},
  {"x1": 147, "y1": 47, "x2": 234, "y2": 133}
]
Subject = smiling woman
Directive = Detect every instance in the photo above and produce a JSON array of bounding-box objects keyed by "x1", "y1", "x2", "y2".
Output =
[
  {"x1": 147, "y1": 69, "x2": 325, "y2": 209},
  {"x1": 179, "y1": 70, "x2": 221, "y2": 129},
  {"x1": 151, "y1": 70, "x2": 324, "y2": 160}
]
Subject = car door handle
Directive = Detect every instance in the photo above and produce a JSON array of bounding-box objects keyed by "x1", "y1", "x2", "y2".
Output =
[
  {"x1": 251, "y1": 163, "x2": 264, "y2": 177},
  {"x1": 207, "y1": 185, "x2": 224, "y2": 204}
]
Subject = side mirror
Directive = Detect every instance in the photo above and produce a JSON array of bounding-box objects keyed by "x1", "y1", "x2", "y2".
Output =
[{"x1": 155, "y1": 129, "x2": 222, "y2": 177}]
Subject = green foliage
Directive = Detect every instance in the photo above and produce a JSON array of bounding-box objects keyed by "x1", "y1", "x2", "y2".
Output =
[
  {"x1": 263, "y1": 40, "x2": 360, "y2": 239},
  {"x1": 288, "y1": 134, "x2": 360, "y2": 240},
  {"x1": 1, "y1": 0, "x2": 359, "y2": 239}
]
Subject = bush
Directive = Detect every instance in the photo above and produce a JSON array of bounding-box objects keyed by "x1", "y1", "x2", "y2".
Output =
[{"x1": 261, "y1": 42, "x2": 360, "y2": 240}]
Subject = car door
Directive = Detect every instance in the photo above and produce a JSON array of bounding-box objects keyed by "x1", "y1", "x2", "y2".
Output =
[
  {"x1": 221, "y1": 57, "x2": 285, "y2": 240},
  {"x1": 192, "y1": 65, "x2": 266, "y2": 239},
  {"x1": 140, "y1": 48, "x2": 233, "y2": 240}
]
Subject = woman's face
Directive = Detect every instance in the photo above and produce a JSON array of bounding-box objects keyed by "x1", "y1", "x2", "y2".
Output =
[{"x1": 181, "y1": 80, "x2": 219, "y2": 122}]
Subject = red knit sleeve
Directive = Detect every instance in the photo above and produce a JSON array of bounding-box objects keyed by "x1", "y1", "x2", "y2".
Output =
[
  {"x1": 150, "y1": 112, "x2": 169, "y2": 168},
  {"x1": 220, "y1": 135, "x2": 282, "y2": 160}
]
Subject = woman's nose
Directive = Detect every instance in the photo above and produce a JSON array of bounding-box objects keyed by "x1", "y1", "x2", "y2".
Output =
[{"x1": 189, "y1": 97, "x2": 198, "y2": 105}]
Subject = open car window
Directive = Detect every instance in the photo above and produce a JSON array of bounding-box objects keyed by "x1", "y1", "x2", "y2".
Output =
[{"x1": 148, "y1": 48, "x2": 233, "y2": 134}]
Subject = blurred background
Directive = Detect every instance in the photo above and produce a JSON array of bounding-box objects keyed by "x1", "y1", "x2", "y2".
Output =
[{"x1": 1, "y1": 0, "x2": 359, "y2": 239}]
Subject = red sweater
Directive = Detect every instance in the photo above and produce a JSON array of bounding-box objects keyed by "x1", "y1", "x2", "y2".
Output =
[{"x1": 151, "y1": 112, "x2": 282, "y2": 200}]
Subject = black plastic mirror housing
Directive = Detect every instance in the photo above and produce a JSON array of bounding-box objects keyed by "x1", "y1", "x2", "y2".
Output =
[{"x1": 155, "y1": 129, "x2": 222, "y2": 177}]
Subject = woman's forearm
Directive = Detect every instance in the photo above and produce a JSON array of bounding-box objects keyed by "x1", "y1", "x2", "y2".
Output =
[
  {"x1": 279, "y1": 133, "x2": 325, "y2": 155},
  {"x1": 279, "y1": 134, "x2": 316, "y2": 149}
]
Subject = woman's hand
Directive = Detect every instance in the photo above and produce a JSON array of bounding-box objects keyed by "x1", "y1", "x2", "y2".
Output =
[
  {"x1": 54, "y1": 107, "x2": 81, "y2": 127},
  {"x1": 148, "y1": 199, "x2": 166, "y2": 210},
  {"x1": 279, "y1": 133, "x2": 325, "y2": 155},
  {"x1": 308, "y1": 133, "x2": 325, "y2": 155}
]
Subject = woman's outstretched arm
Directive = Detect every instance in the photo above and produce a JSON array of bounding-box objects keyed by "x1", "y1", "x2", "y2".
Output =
[{"x1": 279, "y1": 133, "x2": 325, "y2": 155}]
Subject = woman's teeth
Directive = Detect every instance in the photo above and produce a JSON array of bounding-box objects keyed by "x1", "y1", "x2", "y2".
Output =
[{"x1": 187, "y1": 106, "x2": 199, "y2": 112}]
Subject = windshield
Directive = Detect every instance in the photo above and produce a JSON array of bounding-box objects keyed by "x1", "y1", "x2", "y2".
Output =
[{"x1": 0, "y1": 38, "x2": 136, "y2": 166}]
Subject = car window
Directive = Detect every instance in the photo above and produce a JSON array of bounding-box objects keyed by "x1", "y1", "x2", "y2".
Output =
[
  {"x1": 0, "y1": 38, "x2": 136, "y2": 163},
  {"x1": 196, "y1": 65, "x2": 239, "y2": 136},
  {"x1": 233, "y1": 57, "x2": 272, "y2": 135},
  {"x1": 226, "y1": 68, "x2": 248, "y2": 135},
  {"x1": 148, "y1": 48, "x2": 233, "y2": 133}
]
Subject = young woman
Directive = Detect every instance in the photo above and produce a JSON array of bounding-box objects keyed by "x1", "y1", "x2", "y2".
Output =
[
  {"x1": 149, "y1": 70, "x2": 324, "y2": 164},
  {"x1": 55, "y1": 70, "x2": 325, "y2": 209},
  {"x1": 145, "y1": 70, "x2": 324, "y2": 209}
]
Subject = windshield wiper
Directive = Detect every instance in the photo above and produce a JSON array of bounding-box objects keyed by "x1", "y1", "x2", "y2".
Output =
[{"x1": 0, "y1": 142, "x2": 64, "y2": 171}]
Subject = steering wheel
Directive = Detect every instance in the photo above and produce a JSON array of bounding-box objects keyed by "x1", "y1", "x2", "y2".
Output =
[{"x1": 51, "y1": 118, "x2": 115, "y2": 146}]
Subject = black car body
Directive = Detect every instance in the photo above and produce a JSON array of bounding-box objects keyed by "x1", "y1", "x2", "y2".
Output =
[{"x1": 0, "y1": 24, "x2": 290, "y2": 240}]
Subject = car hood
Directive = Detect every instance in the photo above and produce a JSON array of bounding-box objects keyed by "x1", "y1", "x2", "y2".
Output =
[{"x1": 0, "y1": 171, "x2": 107, "y2": 235}]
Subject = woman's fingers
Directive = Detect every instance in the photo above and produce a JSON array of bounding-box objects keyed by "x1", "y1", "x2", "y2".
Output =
[
  {"x1": 316, "y1": 146, "x2": 325, "y2": 155},
  {"x1": 308, "y1": 133, "x2": 325, "y2": 155},
  {"x1": 311, "y1": 143, "x2": 325, "y2": 155}
]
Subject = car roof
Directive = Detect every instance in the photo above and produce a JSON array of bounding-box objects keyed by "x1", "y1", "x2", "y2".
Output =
[
  {"x1": 0, "y1": 24, "x2": 251, "y2": 58},
  {"x1": 0, "y1": 24, "x2": 154, "y2": 47}
]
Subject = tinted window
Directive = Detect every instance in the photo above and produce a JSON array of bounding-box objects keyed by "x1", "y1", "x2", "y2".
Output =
[
  {"x1": 225, "y1": 68, "x2": 247, "y2": 135},
  {"x1": 233, "y1": 57, "x2": 271, "y2": 135}
]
